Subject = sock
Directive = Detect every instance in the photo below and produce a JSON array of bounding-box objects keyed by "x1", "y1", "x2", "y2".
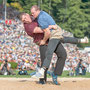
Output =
[
  {"x1": 80, "y1": 39, "x2": 85, "y2": 43},
  {"x1": 39, "y1": 68, "x2": 45, "y2": 75}
]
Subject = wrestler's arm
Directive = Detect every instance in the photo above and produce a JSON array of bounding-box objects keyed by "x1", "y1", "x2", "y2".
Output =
[
  {"x1": 48, "y1": 25, "x2": 62, "y2": 31},
  {"x1": 40, "y1": 28, "x2": 50, "y2": 45},
  {"x1": 40, "y1": 25, "x2": 62, "y2": 45},
  {"x1": 48, "y1": 25, "x2": 57, "y2": 30},
  {"x1": 43, "y1": 28, "x2": 50, "y2": 42},
  {"x1": 33, "y1": 27, "x2": 44, "y2": 33},
  {"x1": 33, "y1": 25, "x2": 58, "y2": 34}
]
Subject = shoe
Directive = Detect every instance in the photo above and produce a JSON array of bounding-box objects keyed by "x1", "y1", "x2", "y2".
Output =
[
  {"x1": 81, "y1": 37, "x2": 89, "y2": 43},
  {"x1": 51, "y1": 72, "x2": 60, "y2": 85},
  {"x1": 30, "y1": 72, "x2": 36, "y2": 76},
  {"x1": 31, "y1": 68, "x2": 45, "y2": 78},
  {"x1": 38, "y1": 79, "x2": 46, "y2": 84}
]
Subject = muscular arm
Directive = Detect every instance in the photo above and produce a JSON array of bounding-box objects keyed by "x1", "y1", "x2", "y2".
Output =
[
  {"x1": 33, "y1": 26, "x2": 51, "y2": 44},
  {"x1": 33, "y1": 25, "x2": 58, "y2": 34},
  {"x1": 48, "y1": 25, "x2": 57, "y2": 30},
  {"x1": 43, "y1": 28, "x2": 51, "y2": 42},
  {"x1": 48, "y1": 25, "x2": 62, "y2": 31},
  {"x1": 33, "y1": 27, "x2": 44, "y2": 33},
  {"x1": 40, "y1": 28, "x2": 51, "y2": 45}
]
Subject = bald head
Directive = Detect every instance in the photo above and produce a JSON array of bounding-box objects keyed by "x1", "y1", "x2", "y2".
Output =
[
  {"x1": 31, "y1": 5, "x2": 40, "y2": 11},
  {"x1": 30, "y1": 5, "x2": 40, "y2": 18}
]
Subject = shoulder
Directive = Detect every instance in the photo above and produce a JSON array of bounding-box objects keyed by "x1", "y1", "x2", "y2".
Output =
[
  {"x1": 40, "y1": 11, "x2": 48, "y2": 15},
  {"x1": 38, "y1": 11, "x2": 49, "y2": 19}
]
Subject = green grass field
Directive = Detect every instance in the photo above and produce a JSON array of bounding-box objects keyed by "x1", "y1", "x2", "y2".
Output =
[{"x1": 0, "y1": 70, "x2": 90, "y2": 78}]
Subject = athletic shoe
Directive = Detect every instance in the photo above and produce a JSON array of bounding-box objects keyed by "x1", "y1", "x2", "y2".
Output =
[
  {"x1": 38, "y1": 79, "x2": 46, "y2": 84},
  {"x1": 31, "y1": 68, "x2": 45, "y2": 78},
  {"x1": 51, "y1": 72, "x2": 60, "y2": 85},
  {"x1": 81, "y1": 37, "x2": 89, "y2": 43},
  {"x1": 30, "y1": 72, "x2": 36, "y2": 76}
]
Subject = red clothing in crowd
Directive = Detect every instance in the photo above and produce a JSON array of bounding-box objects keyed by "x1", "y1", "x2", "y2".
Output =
[
  {"x1": 5, "y1": 20, "x2": 8, "y2": 24},
  {"x1": 24, "y1": 20, "x2": 44, "y2": 43},
  {"x1": 9, "y1": 20, "x2": 12, "y2": 24}
]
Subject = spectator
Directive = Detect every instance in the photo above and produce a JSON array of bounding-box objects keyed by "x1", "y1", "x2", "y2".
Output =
[
  {"x1": 24, "y1": 60, "x2": 30, "y2": 70},
  {"x1": 75, "y1": 59, "x2": 87, "y2": 75},
  {"x1": 18, "y1": 61, "x2": 28, "y2": 75},
  {"x1": 0, "y1": 59, "x2": 15, "y2": 75}
]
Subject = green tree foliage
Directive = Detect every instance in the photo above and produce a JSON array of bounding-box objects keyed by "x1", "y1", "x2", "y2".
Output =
[
  {"x1": 81, "y1": 0, "x2": 90, "y2": 38},
  {"x1": 0, "y1": 62, "x2": 18, "y2": 69},
  {"x1": 0, "y1": 0, "x2": 3, "y2": 4},
  {"x1": 7, "y1": 0, "x2": 23, "y2": 11},
  {"x1": 10, "y1": 62, "x2": 18, "y2": 69},
  {"x1": 54, "y1": 0, "x2": 90, "y2": 38},
  {"x1": 19, "y1": 0, "x2": 38, "y2": 13},
  {"x1": 10, "y1": 2, "x2": 23, "y2": 11},
  {"x1": 6, "y1": 0, "x2": 90, "y2": 39}
]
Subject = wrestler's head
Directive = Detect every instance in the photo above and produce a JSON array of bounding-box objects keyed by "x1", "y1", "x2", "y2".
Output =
[
  {"x1": 30, "y1": 5, "x2": 40, "y2": 19},
  {"x1": 20, "y1": 13, "x2": 32, "y2": 23}
]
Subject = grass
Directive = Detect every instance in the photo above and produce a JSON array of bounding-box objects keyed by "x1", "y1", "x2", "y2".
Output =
[
  {"x1": 60, "y1": 71, "x2": 90, "y2": 78},
  {"x1": 0, "y1": 70, "x2": 90, "y2": 78}
]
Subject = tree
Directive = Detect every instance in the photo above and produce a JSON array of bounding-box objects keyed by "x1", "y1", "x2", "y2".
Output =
[
  {"x1": 6, "y1": 0, "x2": 90, "y2": 38},
  {"x1": 0, "y1": 0, "x2": 3, "y2": 4},
  {"x1": 81, "y1": 0, "x2": 90, "y2": 38},
  {"x1": 54, "y1": 0, "x2": 89, "y2": 38},
  {"x1": 18, "y1": 0, "x2": 38, "y2": 13}
]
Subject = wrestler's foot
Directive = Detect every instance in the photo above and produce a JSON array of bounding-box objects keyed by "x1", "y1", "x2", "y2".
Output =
[
  {"x1": 80, "y1": 37, "x2": 89, "y2": 43},
  {"x1": 39, "y1": 79, "x2": 46, "y2": 84},
  {"x1": 51, "y1": 72, "x2": 60, "y2": 85},
  {"x1": 31, "y1": 68, "x2": 45, "y2": 78},
  {"x1": 30, "y1": 72, "x2": 36, "y2": 76}
]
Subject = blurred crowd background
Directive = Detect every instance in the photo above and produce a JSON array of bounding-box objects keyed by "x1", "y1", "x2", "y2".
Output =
[{"x1": 0, "y1": 6, "x2": 90, "y2": 76}]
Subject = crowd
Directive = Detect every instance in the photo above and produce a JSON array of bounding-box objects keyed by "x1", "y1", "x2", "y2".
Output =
[
  {"x1": 63, "y1": 45, "x2": 90, "y2": 75},
  {"x1": 0, "y1": 20, "x2": 39, "y2": 68},
  {"x1": 0, "y1": 7, "x2": 90, "y2": 76}
]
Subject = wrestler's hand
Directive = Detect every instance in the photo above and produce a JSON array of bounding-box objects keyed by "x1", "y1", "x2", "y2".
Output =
[
  {"x1": 48, "y1": 25, "x2": 57, "y2": 30},
  {"x1": 39, "y1": 40, "x2": 46, "y2": 45}
]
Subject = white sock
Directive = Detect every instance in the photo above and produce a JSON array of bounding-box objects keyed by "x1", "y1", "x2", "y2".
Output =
[
  {"x1": 80, "y1": 39, "x2": 86, "y2": 43},
  {"x1": 39, "y1": 68, "x2": 45, "y2": 75}
]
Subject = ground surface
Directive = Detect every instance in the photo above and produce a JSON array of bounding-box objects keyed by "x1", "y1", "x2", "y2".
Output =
[{"x1": 0, "y1": 78, "x2": 90, "y2": 90}]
